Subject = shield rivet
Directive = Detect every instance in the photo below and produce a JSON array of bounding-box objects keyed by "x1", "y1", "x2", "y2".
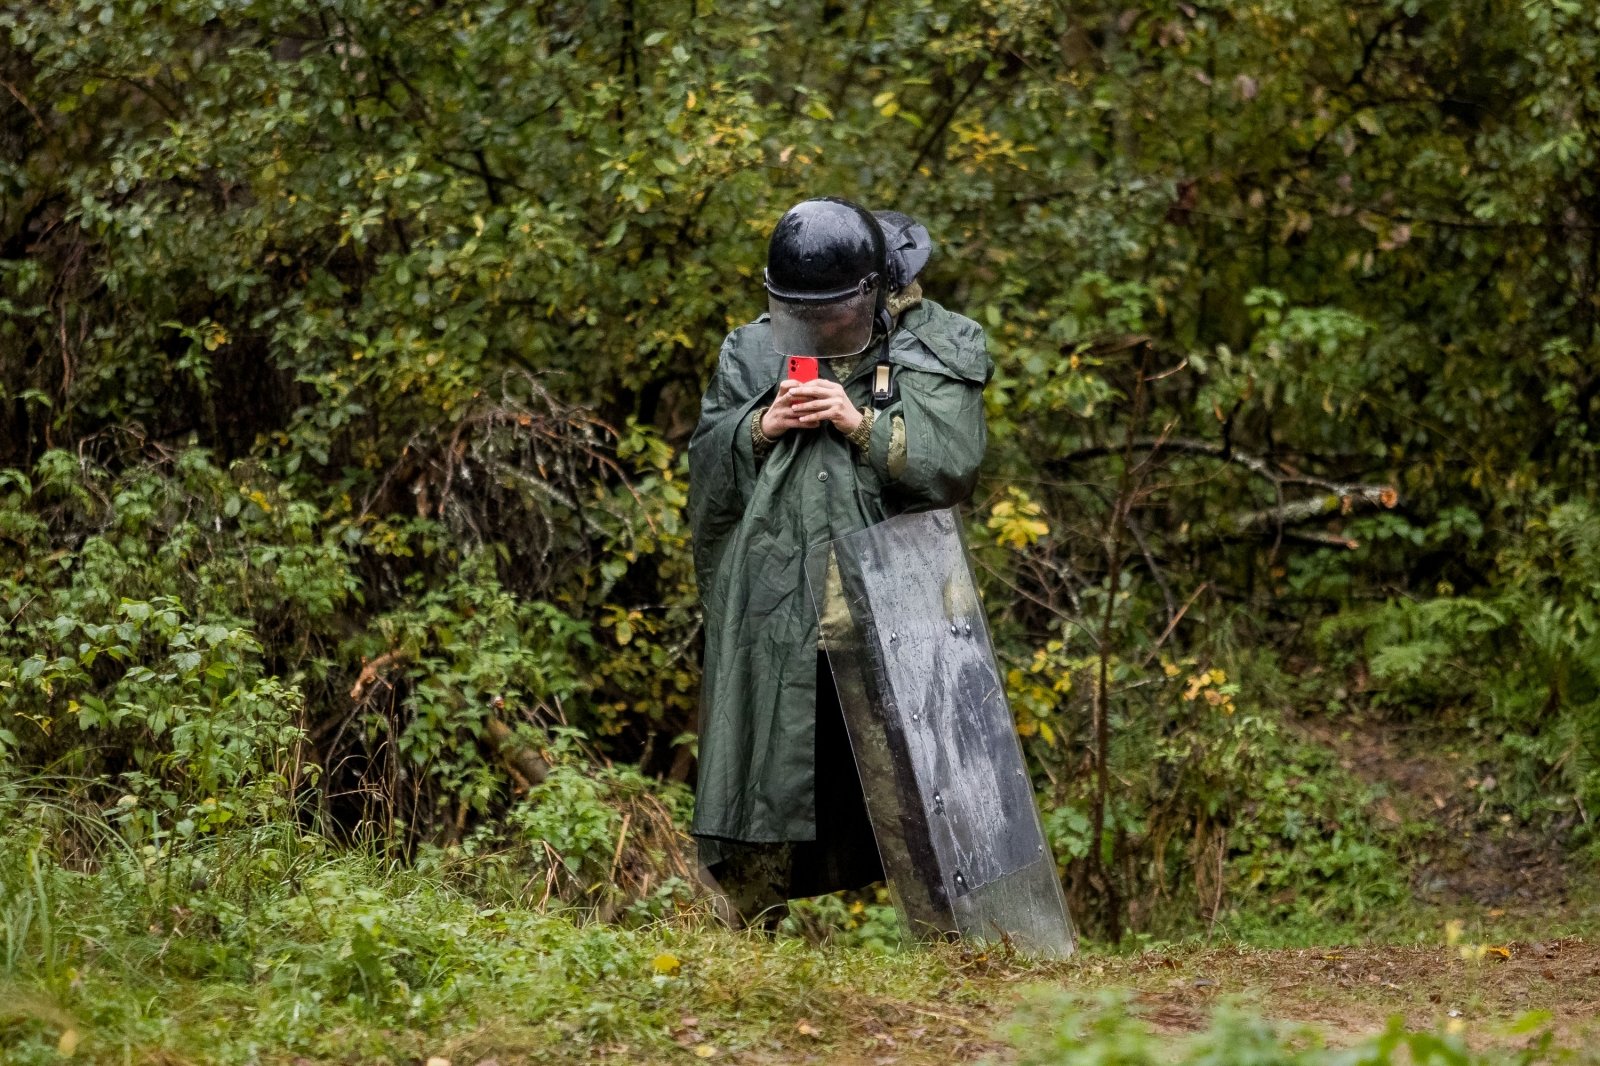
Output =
[
  {"x1": 949, "y1": 622, "x2": 958, "y2": 635},
  {"x1": 817, "y1": 471, "x2": 829, "y2": 482},
  {"x1": 964, "y1": 623, "x2": 972, "y2": 636},
  {"x1": 889, "y1": 631, "x2": 898, "y2": 642}
]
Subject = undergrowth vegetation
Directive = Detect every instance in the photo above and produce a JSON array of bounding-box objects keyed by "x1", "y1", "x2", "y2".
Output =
[{"x1": 3, "y1": 782, "x2": 1591, "y2": 1064}]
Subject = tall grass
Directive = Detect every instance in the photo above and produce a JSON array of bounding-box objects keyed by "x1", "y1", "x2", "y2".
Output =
[{"x1": 3, "y1": 769, "x2": 1593, "y2": 1065}]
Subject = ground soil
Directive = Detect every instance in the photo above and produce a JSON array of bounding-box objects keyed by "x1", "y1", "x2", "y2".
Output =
[
  {"x1": 735, "y1": 937, "x2": 1600, "y2": 1064},
  {"x1": 1292, "y1": 712, "x2": 1576, "y2": 909}
]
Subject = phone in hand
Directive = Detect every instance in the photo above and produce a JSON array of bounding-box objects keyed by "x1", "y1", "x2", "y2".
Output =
[{"x1": 786, "y1": 355, "x2": 818, "y2": 383}]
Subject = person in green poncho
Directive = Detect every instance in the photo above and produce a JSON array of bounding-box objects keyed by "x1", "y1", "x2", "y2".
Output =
[{"x1": 686, "y1": 197, "x2": 994, "y2": 926}]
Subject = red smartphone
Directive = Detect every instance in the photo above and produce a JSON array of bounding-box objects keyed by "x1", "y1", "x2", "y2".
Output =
[{"x1": 786, "y1": 355, "x2": 818, "y2": 383}]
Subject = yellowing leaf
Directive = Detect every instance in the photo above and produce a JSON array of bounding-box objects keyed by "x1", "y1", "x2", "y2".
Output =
[
  {"x1": 988, "y1": 488, "x2": 1050, "y2": 548},
  {"x1": 693, "y1": 1045, "x2": 717, "y2": 1059},
  {"x1": 58, "y1": 1029, "x2": 79, "y2": 1056}
]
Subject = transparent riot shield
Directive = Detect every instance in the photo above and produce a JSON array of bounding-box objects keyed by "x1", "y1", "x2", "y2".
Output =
[{"x1": 805, "y1": 508, "x2": 1076, "y2": 958}]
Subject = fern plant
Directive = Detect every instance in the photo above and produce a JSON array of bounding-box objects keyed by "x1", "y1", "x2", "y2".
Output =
[{"x1": 1323, "y1": 495, "x2": 1600, "y2": 838}]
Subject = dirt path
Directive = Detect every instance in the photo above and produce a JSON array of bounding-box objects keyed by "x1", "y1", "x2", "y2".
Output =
[
  {"x1": 730, "y1": 938, "x2": 1600, "y2": 1064},
  {"x1": 1098, "y1": 938, "x2": 1599, "y2": 1042},
  {"x1": 1292, "y1": 713, "x2": 1575, "y2": 909}
]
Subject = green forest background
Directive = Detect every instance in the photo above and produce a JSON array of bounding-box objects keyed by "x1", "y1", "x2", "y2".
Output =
[{"x1": 6, "y1": 0, "x2": 1600, "y2": 1008}]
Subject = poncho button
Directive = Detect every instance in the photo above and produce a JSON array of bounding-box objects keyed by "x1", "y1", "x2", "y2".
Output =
[{"x1": 817, "y1": 471, "x2": 829, "y2": 482}]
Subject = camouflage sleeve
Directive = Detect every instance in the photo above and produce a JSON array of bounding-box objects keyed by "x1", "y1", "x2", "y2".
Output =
[
  {"x1": 847, "y1": 408, "x2": 904, "y2": 474},
  {"x1": 888, "y1": 413, "x2": 907, "y2": 478},
  {"x1": 846, "y1": 407, "x2": 876, "y2": 451},
  {"x1": 751, "y1": 406, "x2": 776, "y2": 461}
]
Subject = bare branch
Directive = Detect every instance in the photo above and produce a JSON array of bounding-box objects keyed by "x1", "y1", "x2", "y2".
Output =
[
  {"x1": 1283, "y1": 530, "x2": 1363, "y2": 550},
  {"x1": 1211, "y1": 485, "x2": 1396, "y2": 538},
  {"x1": 1059, "y1": 436, "x2": 1396, "y2": 499}
]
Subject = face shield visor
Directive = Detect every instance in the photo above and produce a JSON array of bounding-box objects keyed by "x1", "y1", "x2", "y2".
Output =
[{"x1": 765, "y1": 273, "x2": 880, "y2": 358}]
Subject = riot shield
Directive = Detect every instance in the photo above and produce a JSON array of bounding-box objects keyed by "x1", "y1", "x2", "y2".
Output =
[{"x1": 805, "y1": 508, "x2": 1075, "y2": 958}]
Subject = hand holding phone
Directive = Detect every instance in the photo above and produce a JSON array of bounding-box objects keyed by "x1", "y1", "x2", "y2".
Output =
[{"x1": 763, "y1": 357, "x2": 819, "y2": 439}]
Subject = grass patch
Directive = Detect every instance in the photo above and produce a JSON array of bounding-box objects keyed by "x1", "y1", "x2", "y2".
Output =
[
  {"x1": 0, "y1": 810, "x2": 982, "y2": 1063},
  {"x1": 5, "y1": 837, "x2": 1599, "y2": 1064},
  {"x1": 5, "y1": 773, "x2": 1598, "y2": 1064}
]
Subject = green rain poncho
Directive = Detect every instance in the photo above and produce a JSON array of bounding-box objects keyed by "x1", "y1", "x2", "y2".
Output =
[{"x1": 687, "y1": 298, "x2": 993, "y2": 852}]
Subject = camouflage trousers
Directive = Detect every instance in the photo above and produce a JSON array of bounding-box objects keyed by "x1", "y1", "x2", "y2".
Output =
[{"x1": 700, "y1": 842, "x2": 796, "y2": 929}]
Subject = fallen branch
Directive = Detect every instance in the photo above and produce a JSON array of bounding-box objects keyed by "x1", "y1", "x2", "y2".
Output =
[
  {"x1": 1056, "y1": 436, "x2": 1284, "y2": 483},
  {"x1": 349, "y1": 649, "x2": 408, "y2": 702},
  {"x1": 1055, "y1": 435, "x2": 1398, "y2": 545},
  {"x1": 485, "y1": 709, "x2": 551, "y2": 788},
  {"x1": 1055, "y1": 435, "x2": 1383, "y2": 497},
  {"x1": 1283, "y1": 530, "x2": 1363, "y2": 550},
  {"x1": 1210, "y1": 485, "x2": 1397, "y2": 539}
]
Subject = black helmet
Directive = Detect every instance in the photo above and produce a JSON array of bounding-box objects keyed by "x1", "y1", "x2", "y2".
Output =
[{"x1": 764, "y1": 197, "x2": 885, "y2": 357}]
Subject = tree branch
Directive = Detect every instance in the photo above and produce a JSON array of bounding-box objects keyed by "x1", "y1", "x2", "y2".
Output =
[
  {"x1": 1205, "y1": 485, "x2": 1395, "y2": 540},
  {"x1": 1055, "y1": 435, "x2": 1398, "y2": 545},
  {"x1": 1055, "y1": 435, "x2": 1391, "y2": 496}
]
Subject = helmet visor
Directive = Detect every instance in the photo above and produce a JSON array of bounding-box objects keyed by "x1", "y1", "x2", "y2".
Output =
[{"x1": 768, "y1": 290, "x2": 876, "y2": 358}]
